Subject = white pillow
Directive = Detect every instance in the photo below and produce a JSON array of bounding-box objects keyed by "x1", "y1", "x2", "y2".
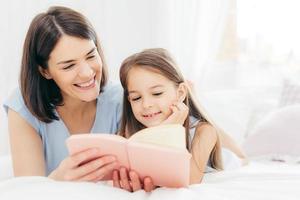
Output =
[
  {"x1": 242, "y1": 105, "x2": 300, "y2": 157},
  {"x1": 278, "y1": 79, "x2": 300, "y2": 107},
  {"x1": 0, "y1": 154, "x2": 13, "y2": 180}
]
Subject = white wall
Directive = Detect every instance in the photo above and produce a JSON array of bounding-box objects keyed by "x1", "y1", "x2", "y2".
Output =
[
  {"x1": 1, "y1": 0, "x2": 225, "y2": 155},
  {"x1": 0, "y1": 0, "x2": 170, "y2": 155}
]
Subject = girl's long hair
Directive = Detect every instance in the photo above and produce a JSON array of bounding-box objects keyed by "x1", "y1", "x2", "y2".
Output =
[{"x1": 119, "y1": 48, "x2": 223, "y2": 170}]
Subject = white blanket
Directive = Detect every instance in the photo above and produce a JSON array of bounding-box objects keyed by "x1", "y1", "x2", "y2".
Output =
[{"x1": 0, "y1": 161, "x2": 299, "y2": 200}]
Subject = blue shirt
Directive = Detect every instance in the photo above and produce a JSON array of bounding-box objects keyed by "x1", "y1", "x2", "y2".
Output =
[{"x1": 3, "y1": 82, "x2": 123, "y2": 175}]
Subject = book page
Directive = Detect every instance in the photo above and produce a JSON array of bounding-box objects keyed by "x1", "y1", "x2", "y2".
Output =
[{"x1": 128, "y1": 124, "x2": 186, "y2": 150}]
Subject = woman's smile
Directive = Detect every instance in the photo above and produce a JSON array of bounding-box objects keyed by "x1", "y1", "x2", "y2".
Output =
[{"x1": 74, "y1": 76, "x2": 96, "y2": 90}]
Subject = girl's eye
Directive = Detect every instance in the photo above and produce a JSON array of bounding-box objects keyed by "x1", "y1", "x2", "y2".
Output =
[
  {"x1": 63, "y1": 64, "x2": 75, "y2": 70},
  {"x1": 153, "y1": 92, "x2": 163, "y2": 96},
  {"x1": 131, "y1": 96, "x2": 141, "y2": 101}
]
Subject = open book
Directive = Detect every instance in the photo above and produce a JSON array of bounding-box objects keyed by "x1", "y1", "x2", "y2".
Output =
[{"x1": 66, "y1": 124, "x2": 191, "y2": 188}]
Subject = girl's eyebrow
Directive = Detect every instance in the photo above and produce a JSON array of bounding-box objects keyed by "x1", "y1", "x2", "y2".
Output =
[
  {"x1": 150, "y1": 85, "x2": 164, "y2": 89},
  {"x1": 128, "y1": 85, "x2": 164, "y2": 94},
  {"x1": 56, "y1": 47, "x2": 96, "y2": 65}
]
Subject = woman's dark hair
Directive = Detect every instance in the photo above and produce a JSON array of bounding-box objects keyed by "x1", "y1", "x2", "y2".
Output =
[{"x1": 20, "y1": 6, "x2": 108, "y2": 123}]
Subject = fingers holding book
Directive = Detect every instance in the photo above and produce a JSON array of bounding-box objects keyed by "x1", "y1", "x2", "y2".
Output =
[
  {"x1": 112, "y1": 167, "x2": 156, "y2": 192},
  {"x1": 49, "y1": 148, "x2": 118, "y2": 181}
]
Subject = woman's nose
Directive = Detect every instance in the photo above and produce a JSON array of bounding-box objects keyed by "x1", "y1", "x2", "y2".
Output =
[{"x1": 78, "y1": 62, "x2": 93, "y2": 78}]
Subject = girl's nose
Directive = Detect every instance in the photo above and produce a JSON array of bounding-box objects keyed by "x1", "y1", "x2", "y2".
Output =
[{"x1": 142, "y1": 98, "x2": 153, "y2": 108}]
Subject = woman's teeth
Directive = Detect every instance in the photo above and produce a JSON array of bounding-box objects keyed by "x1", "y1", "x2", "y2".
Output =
[{"x1": 76, "y1": 78, "x2": 94, "y2": 88}]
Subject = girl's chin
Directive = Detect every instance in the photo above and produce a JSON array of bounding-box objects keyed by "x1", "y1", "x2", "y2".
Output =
[{"x1": 142, "y1": 121, "x2": 163, "y2": 128}]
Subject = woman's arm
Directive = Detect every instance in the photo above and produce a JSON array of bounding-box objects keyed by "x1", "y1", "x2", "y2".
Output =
[
  {"x1": 8, "y1": 109, "x2": 46, "y2": 176},
  {"x1": 8, "y1": 108, "x2": 118, "y2": 180},
  {"x1": 189, "y1": 123, "x2": 218, "y2": 184}
]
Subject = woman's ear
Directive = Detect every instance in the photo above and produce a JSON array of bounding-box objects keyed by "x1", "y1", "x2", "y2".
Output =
[
  {"x1": 177, "y1": 82, "x2": 188, "y2": 102},
  {"x1": 38, "y1": 66, "x2": 52, "y2": 80}
]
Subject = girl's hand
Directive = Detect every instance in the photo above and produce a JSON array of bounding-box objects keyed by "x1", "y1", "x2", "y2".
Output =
[
  {"x1": 48, "y1": 148, "x2": 118, "y2": 182},
  {"x1": 162, "y1": 102, "x2": 189, "y2": 125},
  {"x1": 112, "y1": 167, "x2": 156, "y2": 192}
]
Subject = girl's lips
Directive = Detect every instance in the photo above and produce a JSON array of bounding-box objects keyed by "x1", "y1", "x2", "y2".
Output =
[{"x1": 142, "y1": 111, "x2": 162, "y2": 118}]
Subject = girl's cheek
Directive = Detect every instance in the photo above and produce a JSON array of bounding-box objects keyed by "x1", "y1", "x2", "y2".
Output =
[{"x1": 164, "y1": 104, "x2": 173, "y2": 115}]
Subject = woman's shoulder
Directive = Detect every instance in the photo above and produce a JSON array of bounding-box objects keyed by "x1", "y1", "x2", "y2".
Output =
[
  {"x1": 3, "y1": 88, "x2": 25, "y2": 113},
  {"x1": 3, "y1": 87, "x2": 40, "y2": 132},
  {"x1": 94, "y1": 81, "x2": 123, "y2": 132},
  {"x1": 98, "y1": 81, "x2": 123, "y2": 103}
]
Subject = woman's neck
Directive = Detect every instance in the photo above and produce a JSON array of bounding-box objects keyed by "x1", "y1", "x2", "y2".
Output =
[
  {"x1": 56, "y1": 97, "x2": 97, "y2": 134},
  {"x1": 57, "y1": 96, "x2": 97, "y2": 117}
]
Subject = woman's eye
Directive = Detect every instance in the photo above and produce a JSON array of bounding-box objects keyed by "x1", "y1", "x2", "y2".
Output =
[
  {"x1": 153, "y1": 92, "x2": 163, "y2": 96},
  {"x1": 87, "y1": 55, "x2": 95, "y2": 60},
  {"x1": 63, "y1": 64, "x2": 75, "y2": 70}
]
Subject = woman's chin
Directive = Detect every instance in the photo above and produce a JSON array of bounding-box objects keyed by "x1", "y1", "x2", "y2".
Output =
[{"x1": 79, "y1": 91, "x2": 99, "y2": 102}]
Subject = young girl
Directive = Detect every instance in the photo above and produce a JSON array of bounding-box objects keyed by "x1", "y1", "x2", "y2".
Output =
[{"x1": 113, "y1": 48, "x2": 246, "y2": 190}]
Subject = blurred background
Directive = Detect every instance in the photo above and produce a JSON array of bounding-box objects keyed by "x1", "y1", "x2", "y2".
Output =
[{"x1": 1, "y1": 0, "x2": 300, "y2": 156}]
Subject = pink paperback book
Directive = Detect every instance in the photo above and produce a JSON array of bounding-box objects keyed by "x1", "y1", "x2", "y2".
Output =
[{"x1": 66, "y1": 124, "x2": 191, "y2": 188}]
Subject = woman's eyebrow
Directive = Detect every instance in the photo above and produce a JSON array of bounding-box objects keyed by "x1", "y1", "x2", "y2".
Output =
[
  {"x1": 86, "y1": 47, "x2": 96, "y2": 56},
  {"x1": 57, "y1": 59, "x2": 75, "y2": 65},
  {"x1": 56, "y1": 47, "x2": 96, "y2": 65}
]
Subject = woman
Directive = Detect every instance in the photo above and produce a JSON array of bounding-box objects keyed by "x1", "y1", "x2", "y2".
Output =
[{"x1": 3, "y1": 6, "x2": 154, "y2": 192}]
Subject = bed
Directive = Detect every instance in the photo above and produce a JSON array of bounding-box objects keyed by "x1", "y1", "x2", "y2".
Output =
[
  {"x1": 0, "y1": 155, "x2": 299, "y2": 200},
  {"x1": 1, "y1": 87, "x2": 300, "y2": 199}
]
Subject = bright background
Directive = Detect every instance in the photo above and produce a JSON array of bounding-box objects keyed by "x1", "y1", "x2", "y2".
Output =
[{"x1": 1, "y1": 0, "x2": 300, "y2": 155}]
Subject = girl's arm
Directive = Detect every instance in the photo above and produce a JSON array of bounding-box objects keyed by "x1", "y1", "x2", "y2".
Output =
[
  {"x1": 8, "y1": 109, "x2": 117, "y2": 180},
  {"x1": 189, "y1": 123, "x2": 218, "y2": 184},
  {"x1": 218, "y1": 130, "x2": 247, "y2": 159}
]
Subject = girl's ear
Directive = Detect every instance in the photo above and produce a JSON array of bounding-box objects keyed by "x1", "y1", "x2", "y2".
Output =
[
  {"x1": 38, "y1": 66, "x2": 52, "y2": 80},
  {"x1": 177, "y1": 82, "x2": 188, "y2": 102}
]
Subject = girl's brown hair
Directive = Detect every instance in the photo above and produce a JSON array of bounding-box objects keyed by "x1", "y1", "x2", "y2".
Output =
[
  {"x1": 20, "y1": 6, "x2": 108, "y2": 123},
  {"x1": 119, "y1": 48, "x2": 223, "y2": 170}
]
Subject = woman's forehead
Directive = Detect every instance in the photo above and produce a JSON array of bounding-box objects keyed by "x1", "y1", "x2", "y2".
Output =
[{"x1": 49, "y1": 35, "x2": 95, "y2": 63}]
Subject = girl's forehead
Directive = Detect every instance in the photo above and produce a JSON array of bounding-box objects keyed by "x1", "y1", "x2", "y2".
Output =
[
  {"x1": 127, "y1": 67, "x2": 174, "y2": 90},
  {"x1": 128, "y1": 67, "x2": 166, "y2": 80}
]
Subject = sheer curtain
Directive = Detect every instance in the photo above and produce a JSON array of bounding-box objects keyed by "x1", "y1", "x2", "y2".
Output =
[{"x1": 0, "y1": 0, "x2": 229, "y2": 154}]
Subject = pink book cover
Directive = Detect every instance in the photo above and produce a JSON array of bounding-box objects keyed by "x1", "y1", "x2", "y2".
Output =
[{"x1": 66, "y1": 125, "x2": 191, "y2": 188}]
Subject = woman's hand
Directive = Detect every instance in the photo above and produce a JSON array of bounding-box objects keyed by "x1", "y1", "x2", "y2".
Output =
[
  {"x1": 48, "y1": 148, "x2": 118, "y2": 182},
  {"x1": 112, "y1": 167, "x2": 156, "y2": 192},
  {"x1": 161, "y1": 102, "x2": 189, "y2": 125}
]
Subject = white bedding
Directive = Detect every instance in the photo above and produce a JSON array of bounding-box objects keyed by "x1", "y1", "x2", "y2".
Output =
[{"x1": 0, "y1": 160, "x2": 299, "y2": 200}]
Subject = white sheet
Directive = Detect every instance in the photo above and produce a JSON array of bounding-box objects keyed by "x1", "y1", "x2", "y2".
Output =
[{"x1": 0, "y1": 161, "x2": 299, "y2": 200}]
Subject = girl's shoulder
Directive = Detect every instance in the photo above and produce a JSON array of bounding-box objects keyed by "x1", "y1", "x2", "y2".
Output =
[
  {"x1": 189, "y1": 115, "x2": 217, "y2": 142},
  {"x1": 194, "y1": 122, "x2": 218, "y2": 143}
]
